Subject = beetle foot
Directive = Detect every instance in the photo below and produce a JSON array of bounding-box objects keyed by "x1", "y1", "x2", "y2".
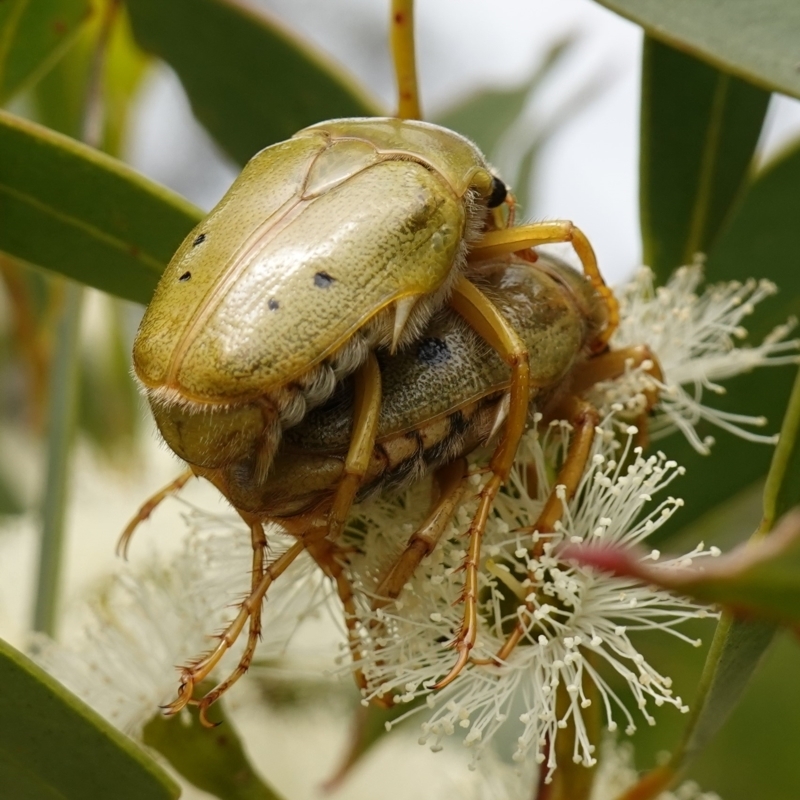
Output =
[
  {"x1": 432, "y1": 639, "x2": 472, "y2": 690},
  {"x1": 161, "y1": 673, "x2": 196, "y2": 716}
]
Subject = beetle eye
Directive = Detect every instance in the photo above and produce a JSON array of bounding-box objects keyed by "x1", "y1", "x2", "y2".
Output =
[{"x1": 486, "y1": 176, "x2": 507, "y2": 208}]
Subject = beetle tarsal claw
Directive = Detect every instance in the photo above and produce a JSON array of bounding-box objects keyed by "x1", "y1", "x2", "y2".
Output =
[
  {"x1": 391, "y1": 295, "x2": 420, "y2": 353},
  {"x1": 161, "y1": 677, "x2": 195, "y2": 715}
]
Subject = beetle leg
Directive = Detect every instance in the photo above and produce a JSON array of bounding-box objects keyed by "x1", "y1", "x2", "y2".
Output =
[
  {"x1": 432, "y1": 277, "x2": 532, "y2": 689},
  {"x1": 570, "y1": 343, "x2": 664, "y2": 406},
  {"x1": 372, "y1": 458, "x2": 469, "y2": 609},
  {"x1": 327, "y1": 352, "x2": 382, "y2": 540},
  {"x1": 391, "y1": 0, "x2": 421, "y2": 119},
  {"x1": 475, "y1": 397, "x2": 600, "y2": 666},
  {"x1": 339, "y1": 460, "x2": 470, "y2": 702},
  {"x1": 305, "y1": 536, "x2": 370, "y2": 693},
  {"x1": 164, "y1": 526, "x2": 314, "y2": 723},
  {"x1": 468, "y1": 221, "x2": 619, "y2": 350},
  {"x1": 116, "y1": 469, "x2": 194, "y2": 558},
  {"x1": 190, "y1": 516, "x2": 267, "y2": 726}
]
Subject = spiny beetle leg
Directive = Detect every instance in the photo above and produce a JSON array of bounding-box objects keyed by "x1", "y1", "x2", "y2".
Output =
[
  {"x1": 476, "y1": 397, "x2": 600, "y2": 667},
  {"x1": 469, "y1": 221, "x2": 619, "y2": 351},
  {"x1": 372, "y1": 458, "x2": 470, "y2": 610},
  {"x1": 328, "y1": 352, "x2": 382, "y2": 540},
  {"x1": 434, "y1": 277, "x2": 532, "y2": 689},
  {"x1": 117, "y1": 469, "x2": 194, "y2": 558}
]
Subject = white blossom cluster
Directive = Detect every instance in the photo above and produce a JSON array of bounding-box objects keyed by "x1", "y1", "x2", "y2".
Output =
[
  {"x1": 590, "y1": 261, "x2": 799, "y2": 453},
  {"x1": 341, "y1": 422, "x2": 718, "y2": 782},
  {"x1": 31, "y1": 506, "x2": 332, "y2": 733}
]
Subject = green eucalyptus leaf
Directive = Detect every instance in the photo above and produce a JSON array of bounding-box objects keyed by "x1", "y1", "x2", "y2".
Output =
[
  {"x1": 0, "y1": 0, "x2": 91, "y2": 103},
  {"x1": 592, "y1": 0, "x2": 800, "y2": 100},
  {"x1": 763, "y1": 366, "x2": 800, "y2": 529},
  {"x1": 0, "y1": 109, "x2": 201, "y2": 304},
  {"x1": 0, "y1": 636, "x2": 179, "y2": 799},
  {"x1": 434, "y1": 35, "x2": 609, "y2": 214},
  {"x1": 640, "y1": 37, "x2": 770, "y2": 281},
  {"x1": 33, "y1": 3, "x2": 150, "y2": 152},
  {"x1": 125, "y1": 0, "x2": 380, "y2": 166},
  {"x1": 434, "y1": 36, "x2": 576, "y2": 158},
  {"x1": 143, "y1": 703, "x2": 285, "y2": 800},
  {"x1": 78, "y1": 297, "x2": 141, "y2": 458},
  {"x1": 686, "y1": 633, "x2": 800, "y2": 799},
  {"x1": 679, "y1": 616, "x2": 775, "y2": 762},
  {"x1": 654, "y1": 141, "x2": 800, "y2": 544}
]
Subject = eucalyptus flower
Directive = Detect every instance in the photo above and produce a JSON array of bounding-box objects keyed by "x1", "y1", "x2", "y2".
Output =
[
  {"x1": 471, "y1": 740, "x2": 720, "y2": 800},
  {"x1": 590, "y1": 261, "x2": 799, "y2": 453},
  {"x1": 31, "y1": 506, "x2": 329, "y2": 734},
  {"x1": 587, "y1": 740, "x2": 721, "y2": 800},
  {"x1": 341, "y1": 422, "x2": 718, "y2": 781}
]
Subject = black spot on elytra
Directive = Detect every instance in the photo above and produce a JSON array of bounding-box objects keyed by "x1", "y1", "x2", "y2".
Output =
[
  {"x1": 416, "y1": 337, "x2": 451, "y2": 366},
  {"x1": 192, "y1": 232, "x2": 207, "y2": 247},
  {"x1": 314, "y1": 271, "x2": 335, "y2": 288},
  {"x1": 179, "y1": 271, "x2": 191, "y2": 282},
  {"x1": 268, "y1": 298, "x2": 279, "y2": 311}
]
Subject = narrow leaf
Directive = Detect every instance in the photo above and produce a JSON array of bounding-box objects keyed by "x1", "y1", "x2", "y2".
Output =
[
  {"x1": 125, "y1": 0, "x2": 380, "y2": 165},
  {"x1": 144, "y1": 702, "x2": 285, "y2": 800},
  {"x1": 592, "y1": 0, "x2": 800, "y2": 101},
  {"x1": 763, "y1": 367, "x2": 800, "y2": 528},
  {"x1": 0, "y1": 462, "x2": 24, "y2": 516},
  {"x1": 667, "y1": 366, "x2": 800, "y2": 767},
  {"x1": 435, "y1": 36, "x2": 576, "y2": 158},
  {"x1": 640, "y1": 37, "x2": 770, "y2": 281},
  {"x1": 0, "y1": 0, "x2": 90, "y2": 102},
  {"x1": 563, "y1": 508, "x2": 800, "y2": 626},
  {"x1": 653, "y1": 141, "x2": 800, "y2": 543},
  {"x1": 0, "y1": 109, "x2": 201, "y2": 304},
  {"x1": 33, "y1": 3, "x2": 151, "y2": 152},
  {"x1": 33, "y1": 282, "x2": 83, "y2": 636},
  {"x1": 0, "y1": 637, "x2": 179, "y2": 799}
]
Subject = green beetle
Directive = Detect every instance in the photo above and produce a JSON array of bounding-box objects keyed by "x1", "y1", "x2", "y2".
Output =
[
  {"x1": 133, "y1": 117, "x2": 507, "y2": 492},
  {"x1": 134, "y1": 117, "x2": 614, "y2": 551}
]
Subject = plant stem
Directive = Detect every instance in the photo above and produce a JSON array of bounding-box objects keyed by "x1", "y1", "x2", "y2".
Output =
[
  {"x1": 391, "y1": 0, "x2": 421, "y2": 119},
  {"x1": 31, "y1": 0, "x2": 119, "y2": 635},
  {"x1": 32, "y1": 284, "x2": 84, "y2": 635}
]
